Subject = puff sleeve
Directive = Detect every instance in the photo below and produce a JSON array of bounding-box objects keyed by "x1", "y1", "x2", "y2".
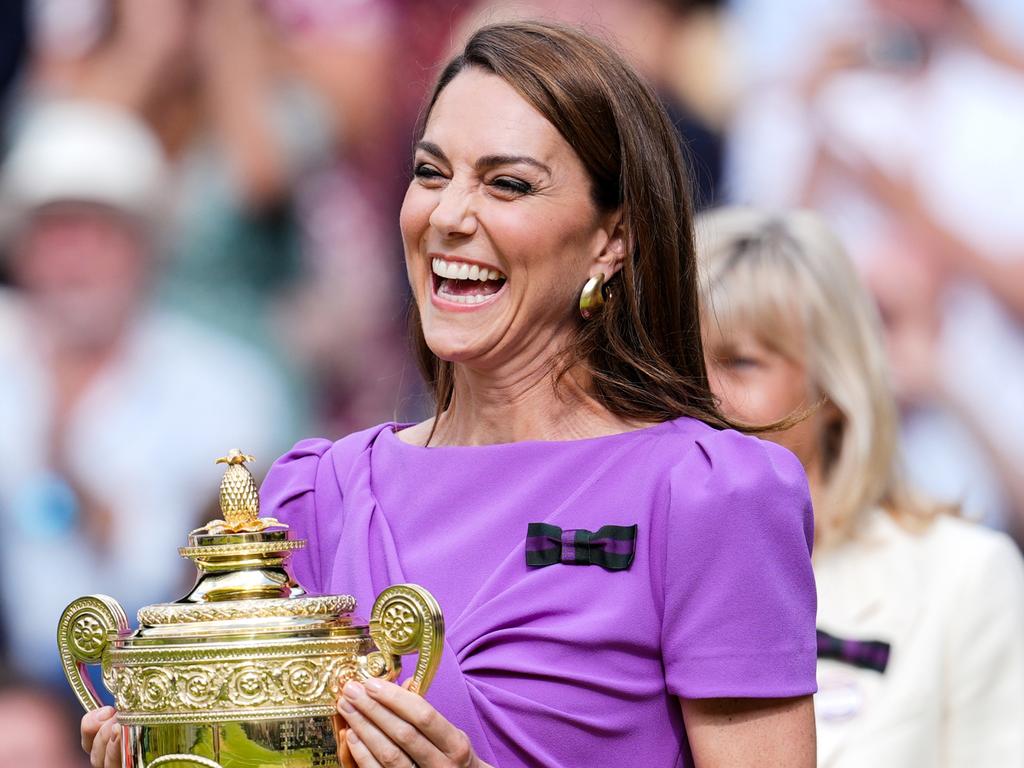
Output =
[
  {"x1": 259, "y1": 437, "x2": 336, "y2": 595},
  {"x1": 661, "y1": 428, "x2": 818, "y2": 698}
]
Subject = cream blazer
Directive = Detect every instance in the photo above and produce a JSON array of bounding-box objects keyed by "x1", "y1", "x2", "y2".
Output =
[{"x1": 814, "y1": 511, "x2": 1024, "y2": 768}]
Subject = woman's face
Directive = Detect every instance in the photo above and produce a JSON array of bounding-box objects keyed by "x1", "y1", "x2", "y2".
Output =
[
  {"x1": 704, "y1": 325, "x2": 826, "y2": 470},
  {"x1": 400, "y1": 68, "x2": 619, "y2": 371}
]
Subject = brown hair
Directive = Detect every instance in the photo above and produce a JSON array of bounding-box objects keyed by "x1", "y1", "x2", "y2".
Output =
[{"x1": 410, "y1": 20, "x2": 729, "y2": 431}]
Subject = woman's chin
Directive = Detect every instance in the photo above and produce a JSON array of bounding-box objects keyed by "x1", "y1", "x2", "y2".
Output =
[
  {"x1": 422, "y1": 327, "x2": 500, "y2": 366},
  {"x1": 425, "y1": 342, "x2": 486, "y2": 365},
  {"x1": 420, "y1": 306, "x2": 507, "y2": 364}
]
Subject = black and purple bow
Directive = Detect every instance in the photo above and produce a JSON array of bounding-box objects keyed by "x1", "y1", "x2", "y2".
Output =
[
  {"x1": 816, "y1": 628, "x2": 891, "y2": 673},
  {"x1": 525, "y1": 522, "x2": 637, "y2": 571}
]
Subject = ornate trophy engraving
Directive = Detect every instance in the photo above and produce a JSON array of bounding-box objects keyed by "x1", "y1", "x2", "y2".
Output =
[{"x1": 58, "y1": 451, "x2": 444, "y2": 767}]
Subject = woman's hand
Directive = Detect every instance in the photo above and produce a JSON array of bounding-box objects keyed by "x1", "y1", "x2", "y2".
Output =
[
  {"x1": 81, "y1": 706, "x2": 122, "y2": 768},
  {"x1": 337, "y1": 679, "x2": 491, "y2": 768}
]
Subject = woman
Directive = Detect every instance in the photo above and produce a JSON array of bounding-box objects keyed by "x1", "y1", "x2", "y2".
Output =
[
  {"x1": 696, "y1": 207, "x2": 1024, "y2": 767},
  {"x1": 83, "y1": 22, "x2": 818, "y2": 768}
]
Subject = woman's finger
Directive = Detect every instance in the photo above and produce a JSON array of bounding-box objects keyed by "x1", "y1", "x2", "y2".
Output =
[
  {"x1": 104, "y1": 724, "x2": 122, "y2": 768},
  {"x1": 346, "y1": 726, "x2": 386, "y2": 768},
  {"x1": 81, "y1": 706, "x2": 115, "y2": 753},
  {"x1": 90, "y1": 717, "x2": 113, "y2": 768},
  {"x1": 338, "y1": 683, "x2": 416, "y2": 768},
  {"x1": 362, "y1": 678, "x2": 475, "y2": 765},
  {"x1": 341, "y1": 681, "x2": 439, "y2": 766}
]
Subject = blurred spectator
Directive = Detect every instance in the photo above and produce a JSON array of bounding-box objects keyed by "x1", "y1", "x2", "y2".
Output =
[
  {"x1": 24, "y1": 0, "x2": 329, "y2": 427},
  {"x1": 698, "y1": 207, "x2": 1024, "y2": 767},
  {"x1": 0, "y1": 100, "x2": 296, "y2": 682},
  {"x1": 20, "y1": 0, "x2": 470, "y2": 434},
  {"x1": 0, "y1": 670, "x2": 86, "y2": 768},
  {"x1": 727, "y1": 0, "x2": 1024, "y2": 538}
]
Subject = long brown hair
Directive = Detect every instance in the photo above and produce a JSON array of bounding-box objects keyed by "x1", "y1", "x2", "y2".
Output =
[{"x1": 410, "y1": 20, "x2": 729, "y2": 430}]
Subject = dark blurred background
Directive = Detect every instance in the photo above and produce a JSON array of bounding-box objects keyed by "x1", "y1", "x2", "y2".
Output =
[{"x1": 0, "y1": 1, "x2": 1020, "y2": 762}]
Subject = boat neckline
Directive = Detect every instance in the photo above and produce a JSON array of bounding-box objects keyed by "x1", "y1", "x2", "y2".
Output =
[{"x1": 382, "y1": 416, "x2": 691, "y2": 450}]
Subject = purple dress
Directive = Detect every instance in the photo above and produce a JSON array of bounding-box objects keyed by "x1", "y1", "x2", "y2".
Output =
[{"x1": 260, "y1": 417, "x2": 817, "y2": 767}]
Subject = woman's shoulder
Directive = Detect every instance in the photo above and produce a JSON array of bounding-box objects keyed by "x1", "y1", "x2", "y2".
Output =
[
  {"x1": 652, "y1": 419, "x2": 813, "y2": 553},
  {"x1": 260, "y1": 423, "x2": 397, "y2": 502},
  {"x1": 912, "y1": 517, "x2": 1024, "y2": 662},
  {"x1": 859, "y1": 511, "x2": 1024, "y2": 605},
  {"x1": 870, "y1": 510, "x2": 1022, "y2": 566},
  {"x1": 924, "y1": 515, "x2": 1024, "y2": 580},
  {"x1": 285, "y1": 422, "x2": 398, "y2": 461},
  {"x1": 655, "y1": 418, "x2": 809, "y2": 500}
]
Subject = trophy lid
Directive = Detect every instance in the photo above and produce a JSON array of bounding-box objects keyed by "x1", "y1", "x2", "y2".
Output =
[{"x1": 131, "y1": 450, "x2": 358, "y2": 639}]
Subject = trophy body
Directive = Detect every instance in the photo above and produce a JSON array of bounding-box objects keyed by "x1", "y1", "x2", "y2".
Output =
[{"x1": 57, "y1": 452, "x2": 444, "y2": 768}]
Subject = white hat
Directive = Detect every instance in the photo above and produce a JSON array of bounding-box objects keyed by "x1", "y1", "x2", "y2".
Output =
[{"x1": 0, "y1": 99, "x2": 167, "y2": 233}]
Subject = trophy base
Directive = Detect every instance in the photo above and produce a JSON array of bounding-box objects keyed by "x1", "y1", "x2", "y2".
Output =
[{"x1": 127, "y1": 716, "x2": 343, "y2": 767}]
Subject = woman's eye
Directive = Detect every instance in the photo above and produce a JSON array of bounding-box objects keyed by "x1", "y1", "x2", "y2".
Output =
[
  {"x1": 722, "y1": 355, "x2": 760, "y2": 370},
  {"x1": 491, "y1": 176, "x2": 533, "y2": 195},
  {"x1": 413, "y1": 163, "x2": 445, "y2": 181}
]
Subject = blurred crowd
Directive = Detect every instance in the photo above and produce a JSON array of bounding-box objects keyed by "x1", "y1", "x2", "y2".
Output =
[{"x1": 0, "y1": 0, "x2": 1021, "y2": 764}]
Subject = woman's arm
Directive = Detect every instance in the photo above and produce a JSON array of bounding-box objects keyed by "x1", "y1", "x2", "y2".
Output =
[{"x1": 682, "y1": 696, "x2": 816, "y2": 768}]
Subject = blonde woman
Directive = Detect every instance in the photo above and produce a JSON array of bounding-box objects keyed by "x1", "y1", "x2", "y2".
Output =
[{"x1": 697, "y1": 207, "x2": 1024, "y2": 767}]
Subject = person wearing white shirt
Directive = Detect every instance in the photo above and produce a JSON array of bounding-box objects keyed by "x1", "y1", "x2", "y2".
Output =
[
  {"x1": 0, "y1": 100, "x2": 297, "y2": 682},
  {"x1": 697, "y1": 207, "x2": 1024, "y2": 767}
]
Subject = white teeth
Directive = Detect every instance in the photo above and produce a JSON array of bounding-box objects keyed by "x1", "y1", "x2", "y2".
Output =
[
  {"x1": 437, "y1": 288, "x2": 490, "y2": 304},
  {"x1": 430, "y1": 257, "x2": 506, "y2": 282}
]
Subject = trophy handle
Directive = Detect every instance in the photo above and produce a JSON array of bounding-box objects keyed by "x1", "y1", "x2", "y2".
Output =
[
  {"x1": 369, "y1": 584, "x2": 445, "y2": 694},
  {"x1": 57, "y1": 595, "x2": 129, "y2": 712}
]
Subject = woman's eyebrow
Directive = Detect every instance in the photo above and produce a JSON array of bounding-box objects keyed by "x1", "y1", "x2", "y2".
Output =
[
  {"x1": 476, "y1": 154, "x2": 552, "y2": 175},
  {"x1": 415, "y1": 141, "x2": 449, "y2": 163}
]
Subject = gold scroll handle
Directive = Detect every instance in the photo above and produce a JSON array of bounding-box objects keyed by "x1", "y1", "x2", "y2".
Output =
[
  {"x1": 368, "y1": 584, "x2": 445, "y2": 695},
  {"x1": 57, "y1": 595, "x2": 129, "y2": 712}
]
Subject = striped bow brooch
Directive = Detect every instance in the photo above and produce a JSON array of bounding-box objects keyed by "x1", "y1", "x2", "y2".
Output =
[
  {"x1": 525, "y1": 523, "x2": 637, "y2": 571},
  {"x1": 816, "y1": 628, "x2": 891, "y2": 673}
]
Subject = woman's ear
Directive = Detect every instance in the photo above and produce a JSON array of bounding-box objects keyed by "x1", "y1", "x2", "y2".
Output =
[{"x1": 592, "y1": 209, "x2": 627, "y2": 279}]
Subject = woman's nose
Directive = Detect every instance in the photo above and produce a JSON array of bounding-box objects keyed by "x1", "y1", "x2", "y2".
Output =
[{"x1": 428, "y1": 183, "x2": 477, "y2": 238}]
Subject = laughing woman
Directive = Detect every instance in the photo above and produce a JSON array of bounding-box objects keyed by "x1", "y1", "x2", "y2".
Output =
[{"x1": 83, "y1": 21, "x2": 818, "y2": 768}]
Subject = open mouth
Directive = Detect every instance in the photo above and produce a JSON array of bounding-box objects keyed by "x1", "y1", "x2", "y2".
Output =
[{"x1": 431, "y1": 257, "x2": 507, "y2": 306}]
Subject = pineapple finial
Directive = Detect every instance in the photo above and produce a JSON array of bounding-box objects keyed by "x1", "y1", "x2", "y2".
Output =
[
  {"x1": 195, "y1": 450, "x2": 285, "y2": 535},
  {"x1": 216, "y1": 448, "x2": 256, "y2": 467}
]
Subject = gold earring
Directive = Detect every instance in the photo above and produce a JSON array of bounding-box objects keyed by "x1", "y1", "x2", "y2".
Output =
[{"x1": 579, "y1": 274, "x2": 605, "y2": 319}]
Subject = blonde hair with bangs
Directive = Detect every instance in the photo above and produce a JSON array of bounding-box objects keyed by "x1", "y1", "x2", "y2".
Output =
[{"x1": 696, "y1": 207, "x2": 943, "y2": 548}]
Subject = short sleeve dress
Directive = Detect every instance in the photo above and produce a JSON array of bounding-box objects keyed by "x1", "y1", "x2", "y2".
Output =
[{"x1": 259, "y1": 416, "x2": 817, "y2": 768}]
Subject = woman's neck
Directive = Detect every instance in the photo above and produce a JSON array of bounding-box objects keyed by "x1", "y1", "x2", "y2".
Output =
[{"x1": 405, "y1": 359, "x2": 646, "y2": 447}]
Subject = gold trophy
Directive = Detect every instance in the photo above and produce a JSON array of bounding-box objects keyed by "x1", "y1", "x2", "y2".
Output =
[{"x1": 58, "y1": 450, "x2": 444, "y2": 768}]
